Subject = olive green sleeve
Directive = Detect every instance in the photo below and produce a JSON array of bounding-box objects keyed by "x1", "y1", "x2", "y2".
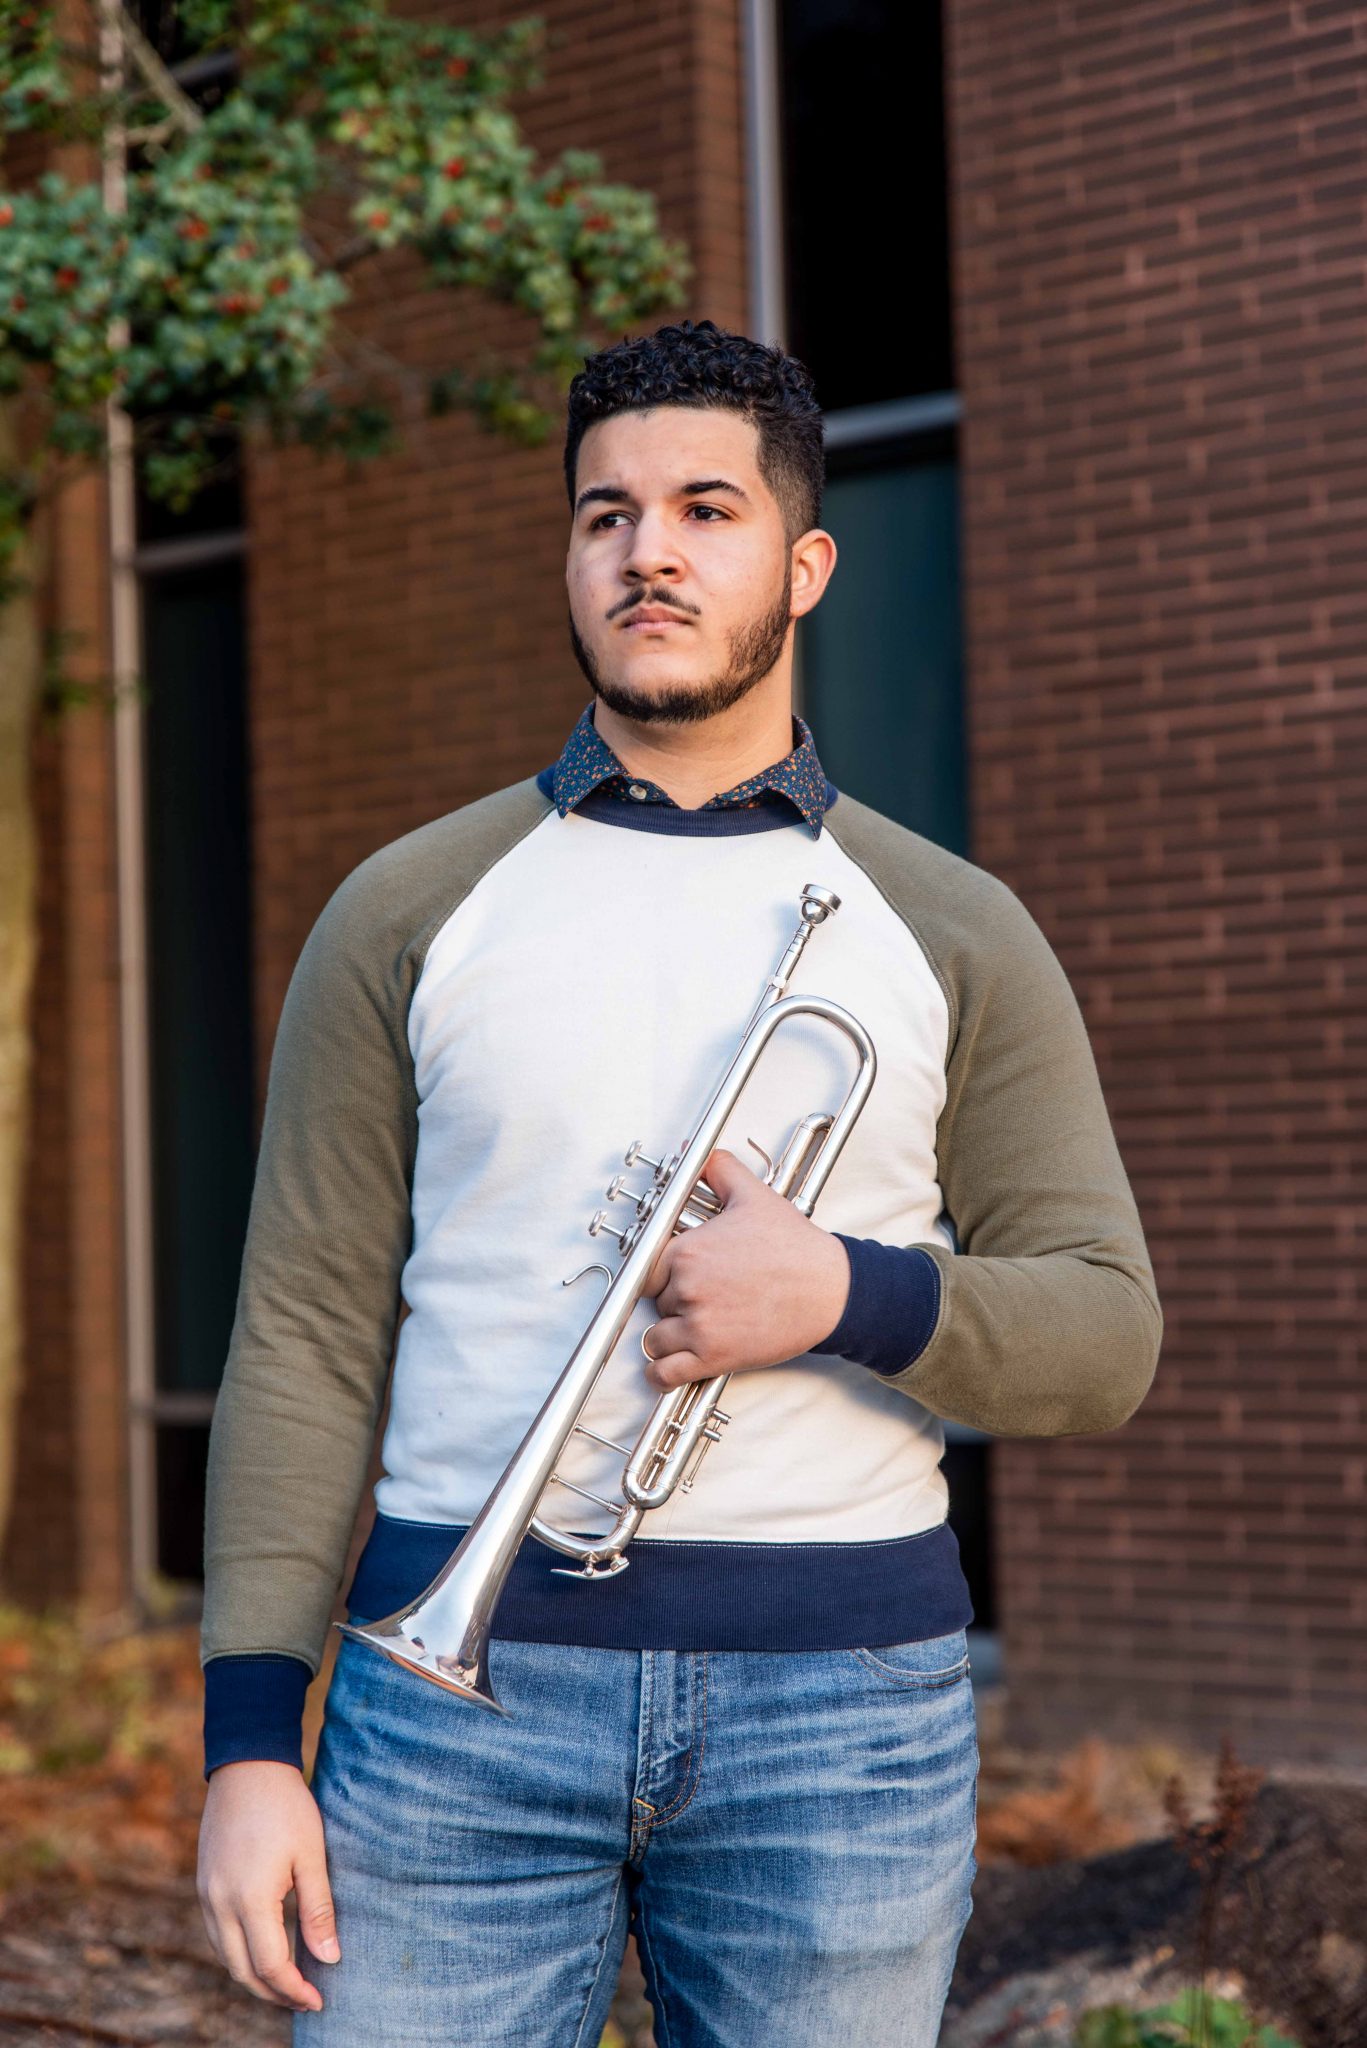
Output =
[
  {"x1": 200, "y1": 779, "x2": 552, "y2": 1673},
  {"x1": 825, "y1": 796, "x2": 1163, "y2": 1437},
  {"x1": 200, "y1": 857, "x2": 421, "y2": 1671}
]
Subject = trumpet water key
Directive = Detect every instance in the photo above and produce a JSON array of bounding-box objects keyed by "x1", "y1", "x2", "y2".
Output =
[{"x1": 337, "y1": 884, "x2": 878, "y2": 1714}]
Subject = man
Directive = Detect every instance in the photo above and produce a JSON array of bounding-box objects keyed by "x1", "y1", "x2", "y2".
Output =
[{"x1": 197, "y1": 318, "x2": 1163, "y2": 2045}]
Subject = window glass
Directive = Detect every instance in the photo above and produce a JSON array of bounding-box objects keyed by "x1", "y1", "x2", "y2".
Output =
[
  {"x1": 801, "y1": 446, "x2": 967, "y2": 854},
  {"x1": 142, "y1": 558, "x2": 255, "y2": 1399},
  {"x1": 778, "y1": 0, "x2": 953, "y2": 411}
]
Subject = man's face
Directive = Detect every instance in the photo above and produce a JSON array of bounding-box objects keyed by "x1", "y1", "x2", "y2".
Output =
[{"x1": 565, "y1": 405, "x2": 796, "y2": 724}]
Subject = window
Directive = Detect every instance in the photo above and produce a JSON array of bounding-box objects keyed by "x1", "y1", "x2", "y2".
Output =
[
  {"x1": 122, "y1": 6, "x2": 252, "y2": 1587},
  {"x1": 778, "y1": 0, "x2": 953, "y2": 413}
]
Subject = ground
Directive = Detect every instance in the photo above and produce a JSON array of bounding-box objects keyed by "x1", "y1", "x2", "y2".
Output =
[{"x1": 0, "y1": 1615, "x2": 1360, "y2": 2046}]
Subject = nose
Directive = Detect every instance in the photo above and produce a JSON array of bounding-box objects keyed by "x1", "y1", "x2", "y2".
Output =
[{"x1": 621, "y1": 507, "x2": 684, "y2": 585}]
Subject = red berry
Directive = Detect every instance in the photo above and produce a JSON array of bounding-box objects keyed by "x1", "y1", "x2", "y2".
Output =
[
  {"x1": 443, "y1": 157, "x2": 466, "y2": 179},
  {"x1": 0, "y1": 206, "x2": 13, "y2": 227},
  {"x1": 446, "y1": 56, "x2": 468, "y2": 77}
]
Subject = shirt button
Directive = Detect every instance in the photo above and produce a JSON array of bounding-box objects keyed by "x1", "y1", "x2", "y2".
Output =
[{"x1": 628, "y1": 783, "x2": 648, "y2": 800}]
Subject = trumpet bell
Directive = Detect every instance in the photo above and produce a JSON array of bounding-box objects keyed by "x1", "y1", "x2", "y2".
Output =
[{"x1": 335, "y1": 1615, "x2": 510, "y2": 1716}]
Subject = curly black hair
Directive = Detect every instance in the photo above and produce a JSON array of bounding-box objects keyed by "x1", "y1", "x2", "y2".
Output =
[{"x1": 563, "y1": 319, "x2": 825, "y2": 544}]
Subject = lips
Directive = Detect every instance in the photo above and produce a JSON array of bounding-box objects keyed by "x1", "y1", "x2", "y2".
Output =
[{"x1": 621, "y1": 607, "x2": 691, "y2": 628}]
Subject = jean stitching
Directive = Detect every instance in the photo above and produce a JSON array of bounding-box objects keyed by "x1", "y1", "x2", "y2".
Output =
[
  {"x1": 850, "y1": 1648, "x2": 970, "y2": 1688},
  {"x1": 630, "y1": 1796, "x2": 655, "y2": 1863},
  {"x1": 651, "y1": 1653, "x2": 708, "y2": 1829},
  {"x1": 569, "y1": 1866, "x2": 625, "y2": 2048}
]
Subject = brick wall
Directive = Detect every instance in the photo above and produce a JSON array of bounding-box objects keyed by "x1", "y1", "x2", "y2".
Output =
[{"x1": 944, "y1": 0, "x2": 1366, "y2": 1764}]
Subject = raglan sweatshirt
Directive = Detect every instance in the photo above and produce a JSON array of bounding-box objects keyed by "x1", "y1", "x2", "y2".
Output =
[{"x1": 200, "y1": 766, "x2": 1163, "y2": 1775}]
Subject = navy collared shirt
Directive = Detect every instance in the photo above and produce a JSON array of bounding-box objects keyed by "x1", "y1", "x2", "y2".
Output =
[{"x1": 544, "y1": 702, "x2": 832, "y2": 839}]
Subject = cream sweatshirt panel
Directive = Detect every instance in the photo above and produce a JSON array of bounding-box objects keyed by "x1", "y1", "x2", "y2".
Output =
[{"x1": 375, "y1": 806, "x2": 954, "y2": 1545}]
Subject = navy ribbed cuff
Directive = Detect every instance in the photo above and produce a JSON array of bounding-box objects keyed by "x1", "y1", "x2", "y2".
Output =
[
  {"x1": 203, "y1": 1653, "x2": 313, "y2": 1779},
  {"x1": 813, "y1": 1237, "x2": 942, "y2": 1377}
]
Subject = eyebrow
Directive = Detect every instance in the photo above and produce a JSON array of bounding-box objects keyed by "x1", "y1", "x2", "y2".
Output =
[{"x1": 574, "y1": 477, "x2": 752, "y2": 515}]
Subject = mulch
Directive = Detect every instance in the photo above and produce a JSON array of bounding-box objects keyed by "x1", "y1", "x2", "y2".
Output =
[{"x1": 942, "y1": 1778, "x2": 1367, "y2": 2048}]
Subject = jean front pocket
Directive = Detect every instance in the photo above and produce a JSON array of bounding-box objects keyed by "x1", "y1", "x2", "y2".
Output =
[{"x1": 847, "y1": 1625, "x2": 971, "y2": 1690}]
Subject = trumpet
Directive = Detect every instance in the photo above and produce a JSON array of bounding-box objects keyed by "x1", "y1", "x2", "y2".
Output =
[{"x1": 337, "y1": 883, "x2": 878, "y2": 1714}]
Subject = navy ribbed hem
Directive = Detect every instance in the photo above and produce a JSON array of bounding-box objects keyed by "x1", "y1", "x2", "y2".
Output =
[
  {"x1": 345, "y1": 1510, "x2": 973, "y2": 1652},
  {"x1": 203, "y1": 1653, "x2": 312, "y2": 1779},
  {"x1": 814, "y1": 1238, "x2": 942, "y2": 1377},
  {"x1": 534, "y1": 764, "x2": 838, "y2": 837}
]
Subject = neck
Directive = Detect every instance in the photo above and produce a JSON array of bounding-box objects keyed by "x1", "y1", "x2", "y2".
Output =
[{"x1": 590, "y1": 676, "x2": 796, "y2": 810}]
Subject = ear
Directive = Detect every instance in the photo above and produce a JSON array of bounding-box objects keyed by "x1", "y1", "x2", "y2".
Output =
[{"x1": 789, "y1": 528, "x2": 837, "y2": 618}]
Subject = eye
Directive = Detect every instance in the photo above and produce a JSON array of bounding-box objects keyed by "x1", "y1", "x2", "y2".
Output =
[{"x1": 587, "y1": 504, "x2": 730, "y2": 531}]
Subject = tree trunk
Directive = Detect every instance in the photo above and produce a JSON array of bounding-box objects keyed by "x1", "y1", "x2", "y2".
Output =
[{"x1": 0, "y1": 395, "x2": 44, "y2": 1553}]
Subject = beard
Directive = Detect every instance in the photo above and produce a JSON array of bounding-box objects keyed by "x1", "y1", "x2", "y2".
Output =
[{"x1": 567, "y1": 561, "x2": 793, "y2": 725}]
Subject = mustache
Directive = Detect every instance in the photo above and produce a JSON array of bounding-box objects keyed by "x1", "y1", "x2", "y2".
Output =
[{"x1": 607, "y1": 589, "x2": 701, "y2": 622}]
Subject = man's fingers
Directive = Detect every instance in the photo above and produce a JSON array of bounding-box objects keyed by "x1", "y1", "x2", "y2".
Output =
[
  {"x1": 644, "y1": 1347, "x2": 709, "y2": 1391},
  {"x1": 241, "y1": 1901, "x2": 324, "y2": 2013},
  {"x1": 643, "y1": 1234, "x2": 676, "y2": 1299},
  {"x1": 294, "y1": 1850, "x2": 342, "y2": 1965},
  {"x1": 700, "y1": 1146, "x2": 752, "y2": 1199},
  {"x1": 644, "y1": 1315, "x2": 691, "y2": 1375},
  {"x1": 215, "y1": 1913, "x2": 311, "y2": 2012},
  {"x1": 196, "y1": 1883, "x2": 226, "y2": 1967}
]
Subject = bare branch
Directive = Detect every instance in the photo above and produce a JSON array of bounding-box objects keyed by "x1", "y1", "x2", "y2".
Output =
[{"x1": 109, "y1": 2, "x2": 204, "y2": 134}]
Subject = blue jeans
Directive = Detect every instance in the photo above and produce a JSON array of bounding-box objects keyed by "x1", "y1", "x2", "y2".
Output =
[{"x1": 295, "y1": 1626, "x2": 979, "y2": 2047}]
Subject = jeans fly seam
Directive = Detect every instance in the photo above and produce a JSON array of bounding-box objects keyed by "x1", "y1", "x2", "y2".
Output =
[
  {"x1": 569, "y1": 1865, "x2": 626, "y2": 2048},
  {"x1": 651, "y1": 1653, "x2": 708, "y2": 1829},
  {"x1": 630, "y1": 1796, "x2": 655, "y2": 1863}
]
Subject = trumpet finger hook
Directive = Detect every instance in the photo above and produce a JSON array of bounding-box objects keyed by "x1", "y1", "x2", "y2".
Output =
[{"x1": 561, "y1": 1262, "x2": 614, "y2": 1299}]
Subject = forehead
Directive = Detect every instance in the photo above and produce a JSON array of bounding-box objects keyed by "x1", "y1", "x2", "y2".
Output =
[{"x1": 575, "y1": 405, "x2": 765, "y2": 495}]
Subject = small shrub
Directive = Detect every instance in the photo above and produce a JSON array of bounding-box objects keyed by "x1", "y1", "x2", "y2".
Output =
[
  {"x1": 1076, "y1": 1736, "x2": 1299, "y2": 2048},
  {"x1": 1075, "y1": 1989, "x2": 1298, "y2": 2047}
]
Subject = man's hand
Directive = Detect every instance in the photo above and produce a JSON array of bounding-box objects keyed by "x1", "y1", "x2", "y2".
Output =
[
  {"x1": 641, "y1": 1146, "x2": 851, "y2": 1390},
  {"x1": 197, "y1": 1760, "x2": 339, "y2": 2013}
]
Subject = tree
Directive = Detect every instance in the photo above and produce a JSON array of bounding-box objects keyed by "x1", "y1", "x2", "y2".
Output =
[{"x1": 0, "y1": 0, "x2": 690, "y2": 1556}]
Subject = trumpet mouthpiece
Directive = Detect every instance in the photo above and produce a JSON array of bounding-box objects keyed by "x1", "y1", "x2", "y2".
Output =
[{"x1": 800, "y1": 885, "x2": 841, "y2": 924}]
